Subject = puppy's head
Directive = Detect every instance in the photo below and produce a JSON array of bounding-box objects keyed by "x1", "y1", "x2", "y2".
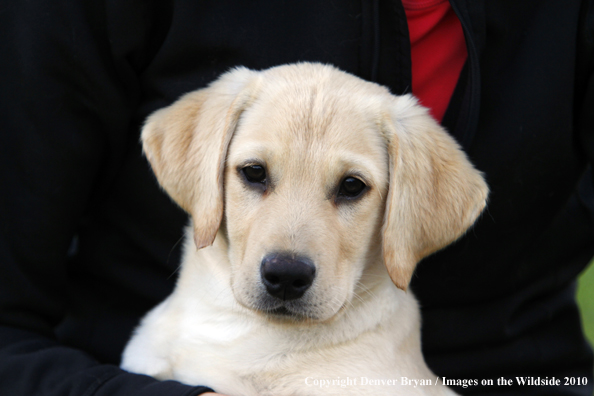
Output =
[{"x1": 142, "y1": 63, "x2": 488, "y2": 322}]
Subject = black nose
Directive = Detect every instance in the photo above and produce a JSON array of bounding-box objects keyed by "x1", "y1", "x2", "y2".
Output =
[{"x1": 260, "y1": 253, "x2": 316, "y2": 301}]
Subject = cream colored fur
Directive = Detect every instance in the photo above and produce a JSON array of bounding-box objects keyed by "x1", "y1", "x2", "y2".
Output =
[{"x1": 121, "y1": 63, "x2": 488, "y2": 396}]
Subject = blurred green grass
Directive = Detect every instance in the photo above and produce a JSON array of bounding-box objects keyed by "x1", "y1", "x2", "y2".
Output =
[{"x1": 577, "y1": 260, "x2": 594, "y2": 354}]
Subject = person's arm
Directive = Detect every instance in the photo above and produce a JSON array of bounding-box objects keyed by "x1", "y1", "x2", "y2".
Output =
[{"x1": 0, "y1": 1, "x2": 213, "y2": 394}]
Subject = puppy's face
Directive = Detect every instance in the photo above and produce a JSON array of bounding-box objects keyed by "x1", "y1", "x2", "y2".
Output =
[
  {"x1": 224, "y1": 84, "x2": 389, "y2": 322},
  {"x1": 141, "y1": 63, "x2": 488, "y2": 325}
]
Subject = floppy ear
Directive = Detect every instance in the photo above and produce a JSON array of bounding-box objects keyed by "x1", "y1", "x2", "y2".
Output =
[
  {"x1": 141, "y1": 67, "x2": 261, "y2": 249},
  {"x1": 381, "y1": 95, "x2": 488, "y2": 291}
]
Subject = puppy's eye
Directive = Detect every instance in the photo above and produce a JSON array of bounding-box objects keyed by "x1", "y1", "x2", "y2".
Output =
[
  {"x1": 242, "y1": 165, "x2": 267, "y2": 184},
  {"x1": 338, "y1": 177, "x2": 367, "y2": 199}
]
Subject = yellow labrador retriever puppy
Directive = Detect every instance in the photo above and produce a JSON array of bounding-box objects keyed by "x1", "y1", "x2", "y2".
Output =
[{"x1": 121, "y1": 63, "x2": 488, "y2": 396}]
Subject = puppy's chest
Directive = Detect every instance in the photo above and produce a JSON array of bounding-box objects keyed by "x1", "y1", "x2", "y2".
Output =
[
  {"x1": 170, "y1": 336, "x2": 318, "y2": 394},
  {"x1": 170, "y1": 326, "x2": 403, "y2": 396},
  {"x1": 174, "y1": 349, "x2": 435, "y2": 396}
]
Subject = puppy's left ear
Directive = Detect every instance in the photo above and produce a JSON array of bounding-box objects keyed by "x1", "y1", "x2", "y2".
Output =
[{"x1": 381, "y1": 95, "x2": 489, "y2": 291}]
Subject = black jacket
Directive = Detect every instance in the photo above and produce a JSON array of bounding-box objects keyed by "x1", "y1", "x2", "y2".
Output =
[{"x1": 1, "y1": 0, "x2": 593, "y2": 395}]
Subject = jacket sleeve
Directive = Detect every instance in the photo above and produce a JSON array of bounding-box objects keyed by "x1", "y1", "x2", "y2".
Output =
[{"x1": 0, "y1": 1, "x2": 211, "y2": 394}]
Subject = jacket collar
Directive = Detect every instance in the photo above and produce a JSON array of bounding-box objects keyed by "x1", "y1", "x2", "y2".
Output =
[{"x1": 447, "y1": 0, "x2": 485, "y2": 150}]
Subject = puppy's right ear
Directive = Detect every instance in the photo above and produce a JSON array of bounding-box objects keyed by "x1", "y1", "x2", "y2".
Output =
[{"x1": 141, "y1": 68, "x2": 261, "y2": 249}]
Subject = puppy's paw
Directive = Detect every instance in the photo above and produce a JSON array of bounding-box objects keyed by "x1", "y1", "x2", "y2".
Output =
[{"x1": 120, "y1": 337, "x2": 172, "y2": 380}]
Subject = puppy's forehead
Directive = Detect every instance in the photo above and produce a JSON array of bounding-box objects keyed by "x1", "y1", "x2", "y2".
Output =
[{"x1": 230, "y1": 76, "x2": 388, "y2": 177}]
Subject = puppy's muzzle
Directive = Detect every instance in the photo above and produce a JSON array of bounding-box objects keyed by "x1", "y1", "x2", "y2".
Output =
[{"x1": 260, "y1": 253, "x2": 316, "y2": 301}]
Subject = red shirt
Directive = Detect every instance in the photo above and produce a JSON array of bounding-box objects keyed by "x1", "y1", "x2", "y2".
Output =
[{"x1": 403, "y1": 0, "x2": 467, "y2": 122}]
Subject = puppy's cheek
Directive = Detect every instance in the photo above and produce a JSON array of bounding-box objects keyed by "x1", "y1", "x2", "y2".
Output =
[
  {"x1": 307, "y1": 274, "x2": 350, "y2": 320},
  {"x1": 224, "y1": 202, "x2": 255, "y2": 278},
  {"x1": 229, "y1": 271, "x2": 261, "y2": 309},
  {"x1": 313, "y1": 296, "x2": 349, "y2": 322}
]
